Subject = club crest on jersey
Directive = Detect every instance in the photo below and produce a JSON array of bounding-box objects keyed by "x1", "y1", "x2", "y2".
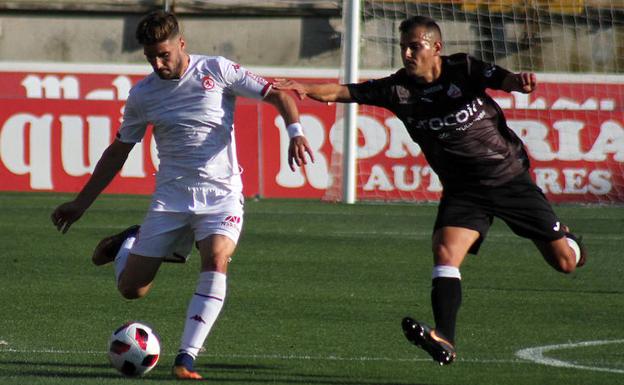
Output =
[
  {"x1": 202, "y1": 75, "x2": 215, "y2": 90},
  {"x1": 447, "y1": 83, "x2": 462, "y2": 98}
]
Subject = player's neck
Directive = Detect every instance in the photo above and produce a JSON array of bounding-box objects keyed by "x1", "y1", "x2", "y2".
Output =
[{"x1": 178, "y1": 53, "x2": 191, "y2": 78}]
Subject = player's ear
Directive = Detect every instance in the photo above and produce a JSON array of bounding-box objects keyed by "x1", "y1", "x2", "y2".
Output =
[
  {"x1": 433, "y1": 40, "x2": 442, "y2": 55},
  {"x1": 179, "y1": 36, "x2": 186, "y2": 50}
]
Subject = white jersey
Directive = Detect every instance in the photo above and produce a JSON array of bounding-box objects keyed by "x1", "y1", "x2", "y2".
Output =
[{"x1": 117, "y1": 55, "x2": 271, "y2": 207}]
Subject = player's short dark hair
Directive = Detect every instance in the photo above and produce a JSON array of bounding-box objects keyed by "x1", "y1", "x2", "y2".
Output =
[
  {"x1": 399, "y1": 16, "x2": 442, "y2": 41},
  {"x1": 135, "y1": 10, "x2": 180, "y2": 45}
]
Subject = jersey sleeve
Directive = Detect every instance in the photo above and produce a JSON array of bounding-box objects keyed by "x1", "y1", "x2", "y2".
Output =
[
  {"x1": 217, "y1": 57, "x2": 272, "y2": 100},
  {"x1": 466, "y1": 55, "x2": 512, "y2": 91},
  {"x1": 116, "y1": 89, "x2": 148, "y2": 143},
  {"x1": 346, "y1": 76, "x2": 395, "y2": 108}
]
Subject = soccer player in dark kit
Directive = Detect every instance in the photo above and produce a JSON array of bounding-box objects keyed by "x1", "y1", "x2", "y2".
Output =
[{"x1": 275, "y1": 15, "x2": 587, "y2": 365}]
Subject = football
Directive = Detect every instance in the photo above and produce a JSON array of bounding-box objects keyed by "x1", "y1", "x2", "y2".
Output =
[{"x1": 108, "y1": 321, "x2": 161, "y2": 377}]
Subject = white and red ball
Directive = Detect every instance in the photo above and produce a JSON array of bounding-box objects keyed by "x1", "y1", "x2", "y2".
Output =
[{"x1": 108, "y1": 321, "x2": 160, "y2": 377}]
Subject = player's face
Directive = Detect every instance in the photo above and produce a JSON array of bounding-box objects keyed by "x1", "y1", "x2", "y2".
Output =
[
  {"x1": 144, "y1": 36, "x2": 188, "y2": 80},
  {"x1": 400, "y1": 26, "x2": 442, "y2": 79}
]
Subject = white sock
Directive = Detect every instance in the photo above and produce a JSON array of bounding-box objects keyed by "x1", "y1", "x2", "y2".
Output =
[
  {"x1": 566, "y1": 237, "x2": 581, "y2": 264},
  {"x1": 179, "y1": 271, "x2": 227, "y2": 358},
  {"x1": 432, "y1": 265, "x2": 461, "y2": 280},
  {"x1": 114, "y1": 236, "x2": 135, "y2": 284}
]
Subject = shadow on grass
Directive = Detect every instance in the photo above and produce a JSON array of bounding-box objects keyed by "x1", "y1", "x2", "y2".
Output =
[{"x1": 0, "y1": 358, "x2": 433, "y2": 385}]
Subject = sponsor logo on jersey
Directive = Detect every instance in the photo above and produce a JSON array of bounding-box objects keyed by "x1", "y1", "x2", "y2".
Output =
[
  {"x1": 483, "y1": 65, "x2": 496, "y2": 78},
  {"x1": 415, "y1": 97, "x2": 485, "y2": 131},
  {"x1": 202, "y1": 75, "x2": 215, "y2": 90},
  {"x1": 232, "y1": 63, "x2": 241, "y2": 73},
  {"x1": 447, "y1": 83, "x2": 462, "y2": 98}
]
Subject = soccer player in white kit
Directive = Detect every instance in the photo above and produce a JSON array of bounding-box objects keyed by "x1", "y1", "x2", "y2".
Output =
[{"x1": 51, "y1": 10, "x2": 314, "y2": 380}]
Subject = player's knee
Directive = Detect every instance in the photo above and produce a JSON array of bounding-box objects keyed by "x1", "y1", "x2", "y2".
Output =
[
  {"x1": 432, "y1": 243, "x2": 455, "y2": 265},
  {"x1": 201, "y1": 252, "x2": 231, "y2": 272},
  {"x1": 556, "y1": 255, "x2": 576, "y2": 274}
]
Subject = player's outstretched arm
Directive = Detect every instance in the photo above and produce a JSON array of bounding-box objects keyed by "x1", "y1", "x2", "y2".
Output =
[
  {"x1": 501, "y1": 72, "x2": 537, "y2": 94},
  {"x1": 51, "y1": 140, "x2": 135, "y2": 234},
  {"x1": 274, "y1": 79, "x2": 354, "y2": 103}
]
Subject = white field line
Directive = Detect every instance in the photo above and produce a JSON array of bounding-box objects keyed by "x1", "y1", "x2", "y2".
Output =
[
  {"x1": 516, "y1": 339, "x2": 624, "y2": 374},
  {"x1": 0, "y1": 347, "x2": 524, "y2": 364},
  {"x1": 3, "y1": 342, "x2": 623, "y2": 373}
]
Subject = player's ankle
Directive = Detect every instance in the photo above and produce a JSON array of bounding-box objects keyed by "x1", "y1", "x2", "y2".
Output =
[{"x1": 174, "y1": 351, "x2": 195, "y2": 370}]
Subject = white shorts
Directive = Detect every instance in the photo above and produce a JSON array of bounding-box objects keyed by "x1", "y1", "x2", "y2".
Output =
[{"x1": 131, "y1": 189, "x2": 244, "y2": 258}]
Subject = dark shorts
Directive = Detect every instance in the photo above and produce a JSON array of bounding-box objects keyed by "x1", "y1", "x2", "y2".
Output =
[{"x1": 434, "y1": 172, "x2": 565, "y2": 254}]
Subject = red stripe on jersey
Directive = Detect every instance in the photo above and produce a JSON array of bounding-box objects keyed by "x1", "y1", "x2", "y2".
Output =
[{"x1": 261, "y1": 82, "x2": 272, "y2": 97}]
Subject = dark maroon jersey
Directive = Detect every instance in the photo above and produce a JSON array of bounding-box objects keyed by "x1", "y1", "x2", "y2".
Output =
[{"x1": 347, "y1": 53, "x2": 530, "y2": 189}]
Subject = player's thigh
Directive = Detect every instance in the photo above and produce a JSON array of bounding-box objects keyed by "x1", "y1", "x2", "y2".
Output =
[
  {"x1": 491, "y1": 173, "x2": 564, "y2": 242},
  {"x1": 434, "y1": 191, "x2": 492, "y2": 259},
  {"x1": 120, "y1": 254, "x2": 163, "y2": 288},
  {"x1": 132, "y1": 211, "x2": 192, "y2": 258},
  {"x1": 191, "y1": 193, "x2": 244, "y2": 272}
]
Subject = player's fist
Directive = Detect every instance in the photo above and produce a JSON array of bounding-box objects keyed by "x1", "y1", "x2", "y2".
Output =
[
  {"x1": 51, "y1": 200, "x2": 87, "y2": 234},
  {"x1": 518, "y1": 72, "x2": 537, "y2": 93},
  {"x1": 288, "y1": 136, "x2": 315, "y2": 171}
]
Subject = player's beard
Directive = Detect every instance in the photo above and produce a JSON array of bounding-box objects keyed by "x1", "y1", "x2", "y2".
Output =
[{"x1": 157, "y1": 57, "x2": 184, "y2": 80}]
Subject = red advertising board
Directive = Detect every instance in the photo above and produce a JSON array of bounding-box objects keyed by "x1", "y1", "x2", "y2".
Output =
[{"x1": 0, "y1": 65, "x2": 622, "y2": 203}]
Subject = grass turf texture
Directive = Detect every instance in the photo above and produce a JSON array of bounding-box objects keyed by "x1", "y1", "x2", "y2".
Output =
[{"x1": 0, "y1": 191, "x2": 622, "y2": 385}]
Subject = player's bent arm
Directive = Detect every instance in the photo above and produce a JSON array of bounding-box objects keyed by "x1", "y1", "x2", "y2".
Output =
[
  {"x1": 262, "y1": 88, "x2": 315, "y2": 170},
  {"x1": 51, "y1": 140, "x2": 135, "y2": 233},
  {"x1": 73, "y1": 140, "x2": 135, "y2": 208},
  {"x1": 263, "y1": 88, "x2": 300, "y2": 125}
]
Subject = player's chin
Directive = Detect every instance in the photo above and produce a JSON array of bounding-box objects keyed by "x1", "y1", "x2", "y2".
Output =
[{"x1": 156, "y1": 70, "x2": 173, "y2": 79}]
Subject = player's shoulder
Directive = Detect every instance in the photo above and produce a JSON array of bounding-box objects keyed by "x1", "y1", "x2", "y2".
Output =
[
  {"x1": 194, "y1": 55, "x2": 236, "y2": 70},
  {"x1": 444, "y1": 53, "x2": 471, "y2": 68},
  {"x1": 128, "y1": 72, "x2": 159, "y2": 97},
  {"x1": 370, "y1": 68, "x2": 407, "y2": 85}
]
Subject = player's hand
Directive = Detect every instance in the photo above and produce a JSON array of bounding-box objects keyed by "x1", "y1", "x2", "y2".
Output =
[
  {"x1": 288, "y1": 136, "x2": 315, "y2": 171},
  {"x1": 518, "y1": 72, "x2": 537, "y2": 93},
  {"x1": 274, "y1": 79, "x2": 308, "y2": 101},
  {"x1": 51, "y1": 200, "x2": 87, "y2": 234}
]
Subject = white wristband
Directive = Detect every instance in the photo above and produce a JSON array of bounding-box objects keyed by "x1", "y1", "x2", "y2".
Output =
[{"x1": 286, "y1": 122, "x2": 304, "y2": 139}]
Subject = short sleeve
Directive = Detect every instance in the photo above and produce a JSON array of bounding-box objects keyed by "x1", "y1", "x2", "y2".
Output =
[
  {"x1": 346, "y1": 76, "x2": 395, "y2": 108},
  {"x1": 466, "y1": 55, "x2": 511, "y2": 91},
  {"x1": 218, "y1": 57, "x2": 272, "y2": 100},
  {"x1": 116, "y1": 90, "x2": 148, "y2": 143}
]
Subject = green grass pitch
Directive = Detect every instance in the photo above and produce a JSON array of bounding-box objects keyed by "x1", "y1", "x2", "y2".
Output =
[{"x1": 0, "y1": 191, "x2": 623, "y2": 385}]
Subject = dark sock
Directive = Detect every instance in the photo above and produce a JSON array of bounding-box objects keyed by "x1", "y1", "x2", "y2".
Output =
[
  {"x1": 174, "y1": 352, "x2": 195, "y2": 370},
  {"x1": 431, "y1": 277, "x2": 462, "y2": 344}
]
